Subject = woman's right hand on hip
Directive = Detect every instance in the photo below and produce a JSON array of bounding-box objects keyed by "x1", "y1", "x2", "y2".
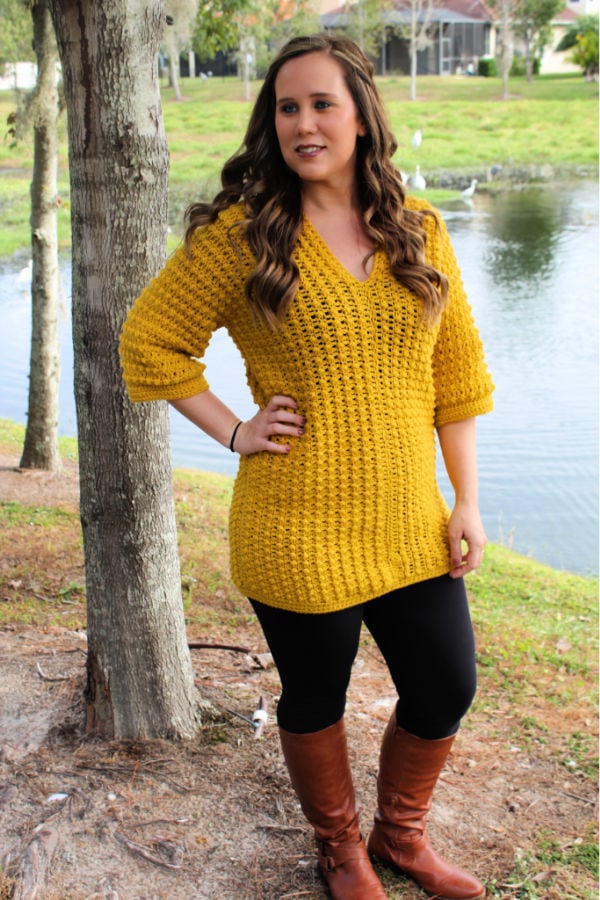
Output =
[{"x1": 234, "y1": 395, "x2": 305, "y2": 456}]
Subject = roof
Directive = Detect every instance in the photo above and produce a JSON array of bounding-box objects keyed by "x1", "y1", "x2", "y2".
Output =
[
  {"x1": 554, "y1": 6, "x2": 579, "y2": 21},
  {"x1": 322, "y1": 0, "x2": 579, "y2": 28},
  {"x1": 443, "y1": 0, "x2": 493, "y2": 21},
  {"x1": 322, "y1": 4, "x2": 489, "y2": 27}
]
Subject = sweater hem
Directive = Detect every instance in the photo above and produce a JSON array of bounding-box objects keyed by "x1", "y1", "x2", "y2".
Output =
[{"x1": 234, "y1": 561, "x2": 453, "y2": 615}]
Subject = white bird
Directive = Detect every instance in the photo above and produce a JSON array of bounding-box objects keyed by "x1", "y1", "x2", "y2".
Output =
[
  {"x1": 411, "y1": 129, "x2": 422, "y2": 149},
  {"x1": 16, "y1": 260, "x2": 32, "y2": 285},
  {"x1": 409, "y1": 165, "x2": 427, "y2": 191},
  {"x1": 460, "y1": 179, "x2": 478, "y2": 198}
]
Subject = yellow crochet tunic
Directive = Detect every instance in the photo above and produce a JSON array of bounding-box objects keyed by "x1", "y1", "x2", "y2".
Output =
[{"x1": 120, "y1": 197, "x2": 494, "y2": 614}]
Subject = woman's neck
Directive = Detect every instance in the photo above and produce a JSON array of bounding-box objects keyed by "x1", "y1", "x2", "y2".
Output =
[{"x1": 301, "y1": 180, "x2": 360, "y2": 219}]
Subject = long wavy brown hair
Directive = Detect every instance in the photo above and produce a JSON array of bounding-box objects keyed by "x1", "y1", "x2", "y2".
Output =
[{"x1": 185, "y1": 34, "x2": 448, "y2": 329}]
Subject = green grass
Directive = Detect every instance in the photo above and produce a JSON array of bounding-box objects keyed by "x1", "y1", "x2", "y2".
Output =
[
  {"x1": 485, "y1": 834, "x2": 599, "y2": 900},
  {"x1": 0, "y1": 71, "x2": 597, "y2": 254},
  {"x1": 0, "y1": 172, "x2": 72, "y2": 256},
  {"x1": 0, "y1": 499, "x2": 75, "y2": 527},
  {"x1": 464, "y1": 544, "x2": 598, "y2": 780},
  {"x1": 467, "y1": 544, "x2": 597, "y2": 690},
  {"x1": 378, "y1": 73, "x2": 597, "y2": 174},
  {"x1": 0, "y1": 417, "x2": 78, "y2": 459},
  {"x1": 0, "y1": 419, "x2": 597, "y2": 899}
]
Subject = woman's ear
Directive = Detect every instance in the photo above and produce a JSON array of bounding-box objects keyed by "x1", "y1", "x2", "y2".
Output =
[{"x1": 357, "y1": 121, "x2": 367, "y2": 137}]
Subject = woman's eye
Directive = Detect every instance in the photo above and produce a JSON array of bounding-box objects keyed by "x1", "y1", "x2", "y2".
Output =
[
  {"x1": 280, "y1": 103, "x2": 297, "y2": 114},
  {"x1": 314, "y1": 100, "x2": 330, "y2": 110}
]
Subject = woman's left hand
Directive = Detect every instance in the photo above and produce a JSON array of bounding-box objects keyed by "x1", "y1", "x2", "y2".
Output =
[{"x1": 447, "y1": 500, "x2": 487, "y2": 579}]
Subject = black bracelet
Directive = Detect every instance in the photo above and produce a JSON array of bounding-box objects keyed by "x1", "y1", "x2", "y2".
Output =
[{"x1": 229, "y1": 420, "x2": 242, "y2": 452}]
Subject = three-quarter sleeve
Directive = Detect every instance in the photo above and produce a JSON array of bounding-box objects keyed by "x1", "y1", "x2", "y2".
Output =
[
  {"x1": 119, "y1": 212, "x2": 247, "y2": 402},
  {"x1": 427, "y1": 211, "x2": 495, "y2": 427}
]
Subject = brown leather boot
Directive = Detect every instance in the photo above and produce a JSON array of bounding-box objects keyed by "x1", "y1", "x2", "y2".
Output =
[
  {"x1": 367, "y1": 716, "x2": 485, "y2": 899},
  {"x1": 279, "y1": 719, "x2": 387, "y2": 899}
]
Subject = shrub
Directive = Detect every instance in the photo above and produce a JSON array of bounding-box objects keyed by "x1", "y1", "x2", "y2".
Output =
[
  {"x1": 570, "y1": 30, "x2": 599, "y2": 80},
  {"x1": 510, "y1": 56, "x2": 541, "y2": 76},
  {"x1": 478, "y1": 56, "x2": 497, "y2": 77}
]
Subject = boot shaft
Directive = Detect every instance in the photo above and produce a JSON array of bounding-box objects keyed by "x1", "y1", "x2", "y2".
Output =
[
  {"x1": 368, "y1": 716, "x2": 485, "y2": 899},
  {"x1": 376, "y1": 717, "x2": 455, "y2": 831},
  {"x1": 279, "y1": 719, "x2": 357, "y2": 842},
  {"x1": 279, "y1": 719, "x2": 388, "y2": 899}
]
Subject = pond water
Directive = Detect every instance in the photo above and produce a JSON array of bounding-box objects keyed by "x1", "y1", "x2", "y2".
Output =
[{"x1": 1, "y1": 182, "x2": 598, "y2": 576}]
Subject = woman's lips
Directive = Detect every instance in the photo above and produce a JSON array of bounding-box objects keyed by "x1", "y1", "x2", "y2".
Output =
[{"x1": 296, "y1": 145, "x2": 324, "y2": 157}]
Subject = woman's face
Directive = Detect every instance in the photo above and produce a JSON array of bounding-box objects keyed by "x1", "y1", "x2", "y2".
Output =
[{"x1": 274, "y1": 51, "x2": 366, "y2": 190}]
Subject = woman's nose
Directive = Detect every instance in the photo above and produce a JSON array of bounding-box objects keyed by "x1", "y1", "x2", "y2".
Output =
[{"x1": 296, "y1": 107, "x2": 316, "y2": 134}]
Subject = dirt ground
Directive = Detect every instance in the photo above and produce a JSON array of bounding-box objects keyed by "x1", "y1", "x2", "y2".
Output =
[{"x1": 0, "y1": 459, "x2": 597, "y2": 899}]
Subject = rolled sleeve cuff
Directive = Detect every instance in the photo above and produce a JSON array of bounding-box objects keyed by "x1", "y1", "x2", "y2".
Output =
[
  {"x1": 124, "y1": 373, "x2": 210, "y2": 403},
  {"x1": 435, "y1": 393, "x2": 494, "y2": 428}
]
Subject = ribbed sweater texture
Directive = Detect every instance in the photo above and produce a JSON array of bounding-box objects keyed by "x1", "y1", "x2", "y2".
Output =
[{"x1": 120, "y1": 197, "x2": 494, "y2": 613}]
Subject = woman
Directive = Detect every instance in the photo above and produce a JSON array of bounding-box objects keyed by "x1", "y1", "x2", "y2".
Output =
[{"x1": 120, "y1": 34, "x2": 493, "y2": 900}]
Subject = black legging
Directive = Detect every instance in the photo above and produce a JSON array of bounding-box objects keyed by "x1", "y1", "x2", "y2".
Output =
[{"x1": 250, "y1": 574, "x2": 477, "y2": 740}]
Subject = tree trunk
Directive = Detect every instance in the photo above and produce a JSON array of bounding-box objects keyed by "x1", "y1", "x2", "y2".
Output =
[
  {"x1": 498, "y1": 0, "x2": 513, "y2": 100},
  {"x1": 410, "y1": 5, "x2": 418, "y2": 101},
  {"x1": 20, "y1": 0, "x2": 61, "y2": 472},
  {"x1": 164, "y1": 28, "x2": 182, "y2": 100},
  {"x1": 525, "y1": 32, "x2": 533, "y2": 83},
  {"x1": 47, "y1": 0, "x2": 199, "y2": 740}
]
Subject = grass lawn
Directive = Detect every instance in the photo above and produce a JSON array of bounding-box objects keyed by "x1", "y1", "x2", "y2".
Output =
[
  {"x1": 0, "y1": 415, "x2": 597, "y2": 898},
  {"x1": 1, "y1": 417, "x2": 597, "y2": 769},
  {"x1": 0, "y1": 71, "x2": 597, "y2": 255}
]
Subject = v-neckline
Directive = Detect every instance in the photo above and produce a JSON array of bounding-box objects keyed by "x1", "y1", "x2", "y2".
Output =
[{"x1": 302, "y1": 216, "x2": 379, "y2": 286}]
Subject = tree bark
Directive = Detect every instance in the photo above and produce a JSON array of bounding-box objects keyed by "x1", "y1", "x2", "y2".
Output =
[
  {"x1": 410, "y1": 4, "x2": 418, "y2": 101},
  {"x1": 164, "y1": 27, "x2": 182, "y2": 100},
  {"x1": 48, "y1": 0, "x2": 199, "y2": 740},
  {"x1": 20, "y1": 0, "x2": 61, "y2": 472},
  {"x1": 496, "y1": 0, "x2": 514, "y2": 100},
  {"x1": 13, "y1": 823, "x2": 58, "y2": 900},
  {"x1": 524, "y1": 31, "x2": 533, "y2": 82}
]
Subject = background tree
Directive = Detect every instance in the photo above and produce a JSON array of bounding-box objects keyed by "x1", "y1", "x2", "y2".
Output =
[
  {"x1": 343, "y1": 0, "x2": 387, "y2": 62},
  {"x1": 267, "y1": 0, "x2": 321, "y2": 52},
  {"x1": 488, "y1": 0, "x2": 515, "y2": 99},
  {"x1": 47, "y1": 0, "x2": 199, "y2": 740},
  {"x1": 193, "y1": 0, "x2": 255, "y2": 97},
  {"x1": 164, "y1": 0, "x2": 199, "y2": 99},
  {"x1": 193, "y1": 0, "x2": 249, "y2": 64},
  {"x1": 570, "y1": 28, "x2": 599, "y2": 79},
  {"x1": 388, "y1": 0, "x2": 440, "y2": 101},
  {"x1": 0, "y1": 0, "x2": 34, "y2": 71},
  {"x1": 241, "y1": 0, "x2": 320, "y2": 88},
  {"x1": 556, "y1": 13, "x2": 599, "y2": 80},
  {"x1": 193, "y1": 0, "x2": 319, "y2": 92},
  {"x1": 512, "y1": 0, "x2": 565, "y2": 82},
  {"x1": 2, "y1": 0, "x2": 35, "y2": 155},
  {"x1": 408, "y1": 0, "x2": 437, "y2": 100},
  {"x1": 19, "y1": 0, "x2": 62, "y2": 472}
]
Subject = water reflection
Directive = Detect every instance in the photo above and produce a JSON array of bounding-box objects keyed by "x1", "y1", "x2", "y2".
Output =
[
  {"x1": 437, "y1": 181, "x2": 598, "y2": 575},
  {"x1": 484, "y1": 188, "x2": 563, "y2": 284},
  {"x1": 0, "y1": 182, "x2": 598, "y2": 575}
]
